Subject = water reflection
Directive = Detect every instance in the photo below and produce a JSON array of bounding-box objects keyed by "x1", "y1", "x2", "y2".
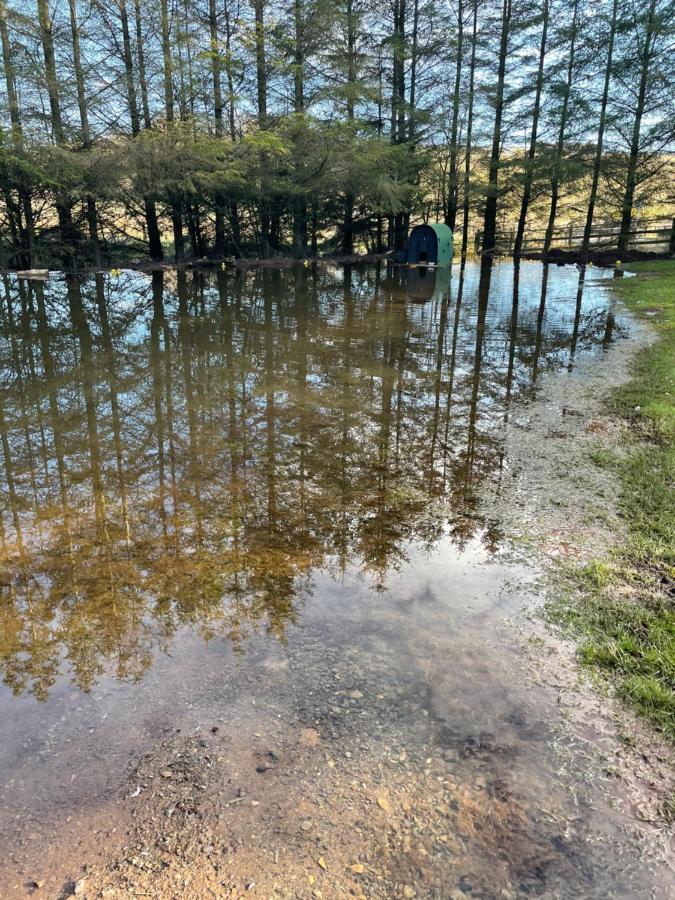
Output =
[{"x1": 0, "y1": 261, "x2": 623, "y2": 697}]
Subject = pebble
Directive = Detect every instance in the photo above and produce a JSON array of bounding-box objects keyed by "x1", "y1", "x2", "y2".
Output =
[
  {"x1": 300, "y1": 820, "x2": 312, "y2": 831},
  {"x1": 377, "y1": 796, "x2": 391, "y2": 814}
]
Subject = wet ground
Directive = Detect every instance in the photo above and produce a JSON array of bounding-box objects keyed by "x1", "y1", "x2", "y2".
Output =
[{"x1": 0, "y1": 260, "x2": 672, "y2": 898}]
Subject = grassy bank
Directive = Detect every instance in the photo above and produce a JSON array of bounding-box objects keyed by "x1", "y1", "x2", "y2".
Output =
[{"x1": 550, "y1": 261, "x2": 675, "y2": 740}]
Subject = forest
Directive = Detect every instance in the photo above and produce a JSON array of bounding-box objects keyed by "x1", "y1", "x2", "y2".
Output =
[{"x1": 0, "y1": 0, "x2": 673, "y2": 268}]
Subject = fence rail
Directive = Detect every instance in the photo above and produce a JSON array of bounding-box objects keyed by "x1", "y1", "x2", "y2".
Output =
[{"x1": 475, "y1": 217, "x2": 675, "y2": 256}]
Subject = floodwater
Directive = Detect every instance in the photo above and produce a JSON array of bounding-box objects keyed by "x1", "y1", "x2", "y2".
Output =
[{"x1": 0, "y1": 260, "x2": 666, "y2": 898}]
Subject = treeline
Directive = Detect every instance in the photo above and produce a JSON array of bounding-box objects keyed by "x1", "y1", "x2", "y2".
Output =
[{"x1": 0, "y1": 0, "x2": 673, "y2": 268}]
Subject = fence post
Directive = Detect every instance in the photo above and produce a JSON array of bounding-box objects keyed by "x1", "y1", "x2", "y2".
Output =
[{"x1": 670, "y1": 217, "x2": 675, "y2": 255}]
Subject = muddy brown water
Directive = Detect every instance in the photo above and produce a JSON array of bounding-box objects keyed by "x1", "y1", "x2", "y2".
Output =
[{"x1": 0, "y1": 261, "x2": 669, "y2": 898}]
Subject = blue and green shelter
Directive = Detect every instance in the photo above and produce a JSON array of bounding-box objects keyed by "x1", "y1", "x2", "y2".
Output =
[{"x1": 405, "y1": 223, "x2": 453, "y2": 267}]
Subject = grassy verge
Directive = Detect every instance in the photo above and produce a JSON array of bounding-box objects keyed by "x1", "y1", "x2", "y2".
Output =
[{"x1": 549, "y1": 261, "x2": 675, "y2": 740}]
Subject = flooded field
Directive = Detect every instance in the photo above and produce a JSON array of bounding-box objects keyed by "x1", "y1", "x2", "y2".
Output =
[{"x1": 0, "y1": 260, "x2": 670, "y2": 898}]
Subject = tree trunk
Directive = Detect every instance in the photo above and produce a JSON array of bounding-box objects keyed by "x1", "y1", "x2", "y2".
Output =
[
  {"x1": 224, "y1": 1, "x2": 237, "y2": 139},
  {"x1": 342, "y1": 0, "x2": 357, "y2": 254},
  {"x1": 0, "y1": 0, "x2": 34, "y2": 266},
  {"x1": 253, "y1": 0, "x2": 268, "y2": 126},
  {"x1": 617, "y1": 0, "x2": 658, "y2": 255},
  {"x1": 37, "y1": 0, "x2": 77, "y2": 257},
  {"x1": 209, "y1": 0, "x2": 226, "y2": 253},
  {"x1": 582, "y1": 0, "x2": 618, "y2": 255},
  {"x1": 69, "y1": 0, "x2": 101, "y2": 265},
  {"x1": 513, "y1": 0, "x2": 549, "y2": 258},
  {"x1": 0, "y1": 0, "x2": 21, "y2": 149},
  {"x1": 402, "y1": 0, "x2": 419, "y2": 238},
  {"x1": 145, "y1": 200, "x2": 163, "y2": 261},
  {"x1": 120, "y1": 0, "x2": 162, "y2": 259},
  {"x1": 446, "y1": 0, "x2": 463, "y2": 231},
  {"x1": 408, "y1": 0, "x2": 419, "y2": 142},
  {"x1": 120, "y1": 0, "x2": 140, "y2": 134},
  {"x1": 69, "y1": 0, "x2": 90, "y2": 144},
  {"x1": 460, "y1": 0, "x2": 477, "y2": 258},
  {"x1": 160, "y1": 0, "x2": 175, "y2": 121},
  {"x1": 160, "y1": 0, "x2": 185, "y2": 260},
  {"x1": 134, "y1": 0, "x2": 152, "y2": 129},
  {"x1": 223, "y1": 1, "x2": 240, "y2": 251},
  {"x1": 292, "y1": 0, "x2": 307, "y2": 256},
  {"x1": 181, "y1": 0, "x2": 197, "y2": 128},
  {"x1": 544, "y1": 0, "x2": 579, "y2": 253},
  {"x1": 482, "y1": 0, "x2": 511, "y2": 255},
  {"x1": 37, "y1": 0, "x2": 64, "y2": 144},
  {"x1": 390, "y1": 0, "x2": 407, "y2": 252},
  {"x1": 253, "y1": 0, "x2": 270, "y2": 255}
]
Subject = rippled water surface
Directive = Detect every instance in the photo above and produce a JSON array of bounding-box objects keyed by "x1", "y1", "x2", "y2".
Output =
[{"x1": 3, "y1": 260, "x2": 660, "y2": 898}]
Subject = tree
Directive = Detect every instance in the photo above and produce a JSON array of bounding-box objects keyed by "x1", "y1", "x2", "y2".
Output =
[
  {"x1": 446, "y1": 0, "x2": 463, "y2": 232},
  {"x1": 68, "y1": 0, "x2": 100, "y2": 263},
  {"x1": 543, "y1": 0, "x2": 580, "y2": 253},
  {"x1": 582, "y1": 0, "x2": 619, "y2": 255},
  {"x1": 460, "y1": 0, "x2": 478, "y2": 258},
  {"x1": 482, "y1": 0, "x2": 512, "y2": 255},
  {"x1": 513, "y1": 0, "x2": 549, "y2": 258},
  {"x1": 0, "y1": 0, "x2": 35, "y2": 265},
  {"x1": 37, "y1": 0, "x2": 78, "y2": 256},
  {"x1": 616, "y1": 0, "x2": 665, "y2": 254}
]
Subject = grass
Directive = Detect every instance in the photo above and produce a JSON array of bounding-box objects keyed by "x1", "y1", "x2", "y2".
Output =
[{"x1": 549, "y1": 260, "x2": 675, "y2": 740}]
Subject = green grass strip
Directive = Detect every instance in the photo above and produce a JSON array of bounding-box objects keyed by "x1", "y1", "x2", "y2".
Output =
[{"x1": 550, "y1": 260, "x2": 675, "y2": 740}]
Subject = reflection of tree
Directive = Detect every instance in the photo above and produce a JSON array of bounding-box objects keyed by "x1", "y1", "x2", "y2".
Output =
[
  {"x1": 532, "y1": 263, "x2": 549, "y2": 384},
  {"x1": 0, "y1": 262, "x2": 620, "y2": 696},
  {"x1": 569, "y1": 266, "x2": 586, "y2": 368}
]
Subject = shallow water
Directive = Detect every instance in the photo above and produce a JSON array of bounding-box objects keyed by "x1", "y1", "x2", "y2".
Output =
[{"x1": 1, "y1": 259, "x2": 663, "y2": 897}]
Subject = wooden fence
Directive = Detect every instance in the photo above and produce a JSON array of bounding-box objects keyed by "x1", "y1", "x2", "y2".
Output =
[{"x1": 474, "y1": 217, "x2": 675, "y2": 256}]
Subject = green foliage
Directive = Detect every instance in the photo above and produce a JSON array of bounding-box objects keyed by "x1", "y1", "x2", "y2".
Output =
[{"x1": 1, "y1": 114, "x2": 420, "y2": 263}]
